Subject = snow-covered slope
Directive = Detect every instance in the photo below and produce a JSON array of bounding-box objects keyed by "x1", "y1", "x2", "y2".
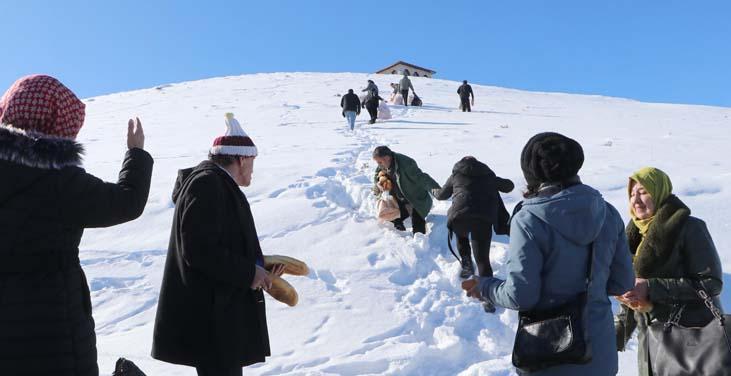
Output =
[{"x1": 76, "y1": 72, "x2": 731, "y2": 375}]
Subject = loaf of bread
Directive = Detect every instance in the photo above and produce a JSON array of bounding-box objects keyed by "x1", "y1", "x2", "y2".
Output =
[
  {"x1": 263, "y1": 255, "x2": 309, "y2": 276},
  {"x1": 266, "y1": 275, "x2": 298, "y2": 307}
]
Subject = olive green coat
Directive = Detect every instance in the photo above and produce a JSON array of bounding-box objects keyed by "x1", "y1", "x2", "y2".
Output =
[
  {"x1": 374, "y1": 153, "x2": 440, "y2": 218},
  {"x1": 615, "y1": 195, "x2": 723, "y2": 376}
]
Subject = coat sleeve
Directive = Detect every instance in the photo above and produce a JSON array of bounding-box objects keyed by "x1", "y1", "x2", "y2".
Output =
[
  {"x1": 647, "y1": 218, "x2": 723, "y2": 304},
  {"x1": 495, "y1": 177, "x2": 515, "y2": 193},
  {"x1": 480, "y1": 213, "x2": 544, "y2": 310},
  {"x1": 434, "y1": 175, "x2": 454, "y2": 200},
  {"x1": 615, "y1": 304, "x2": 638, "y2": 351},
  {"x1": 340, "y1": 96, "x2": 345, "y2": 108},
  {"x1": 179, "y1": 174, "x2": 256, "y2": 288},
  {"x1": 402, "y1": 157, "x2": 440, "y2": 190},
  {"x1": 606, "y1": 210, "x2": 635, "y2": 296},
  {"x1": 61, "y1": 148, "x2": 153, "y2": 228}
]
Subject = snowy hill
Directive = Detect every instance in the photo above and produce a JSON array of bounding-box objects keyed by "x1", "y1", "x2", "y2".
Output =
[{"x1": 77, "y1": 72, "x2": 731, "y2": 375}]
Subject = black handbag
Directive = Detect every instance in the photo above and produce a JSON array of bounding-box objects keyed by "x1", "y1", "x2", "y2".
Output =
[
  {"x1": 511, "y1": 243, "x2": 594, "y2": 372},
  {"x1": 647, "y1": 282, "x2": 731, "y2": 376}
]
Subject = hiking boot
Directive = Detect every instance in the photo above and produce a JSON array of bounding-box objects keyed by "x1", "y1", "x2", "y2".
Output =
[
  {"x1": 113, "y1": 358, "x2": 146, "y2": 376},
  {"x1": 459, "y1": 258, "x2": 475, "y2": 279},
  {"x1": 393, "y1": 221, "x2": 406, "y2": 231},
  {"x1": 482, "y1": 300, "x2": 496, "y2": 313}
]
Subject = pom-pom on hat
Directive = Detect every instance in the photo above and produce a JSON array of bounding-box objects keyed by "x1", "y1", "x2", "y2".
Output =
[{"x1": 210, "y1": 113, "x2": 258, "y2": 157}]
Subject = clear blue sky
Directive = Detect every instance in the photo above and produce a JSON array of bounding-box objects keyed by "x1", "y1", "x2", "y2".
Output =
[{"x1": 2, "y1": 1, "x2": 729, "y2": 106}]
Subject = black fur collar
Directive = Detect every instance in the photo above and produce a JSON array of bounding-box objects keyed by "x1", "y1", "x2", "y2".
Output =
[
  {"x1": 0, "y1": 125, "x2": 84, "y2": 169},
  {"x1": 627, "y1": 194, "x2": 690, "y2": 277}
]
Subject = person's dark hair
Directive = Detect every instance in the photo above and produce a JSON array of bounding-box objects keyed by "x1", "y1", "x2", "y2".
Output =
[
  {"x1": 520, "y1": 132, "x2": 584, "y2": 198},
  {"x1": 463, "y1": 80, "x2": 468, "y2": 84},
  {"x1": 372, "y1": 146, "x2": 394, "y2": 158},
  {"x1": 208, "y1": 153, "x2": 241, "y2": 167},
  {"x1": 367, "y1": 80, "x2": 374, "y2": 84},
  {"x1": 348, "y1": 89, "x2": 354, "y2": 94}
]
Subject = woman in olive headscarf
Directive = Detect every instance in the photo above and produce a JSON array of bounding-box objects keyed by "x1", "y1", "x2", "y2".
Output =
[{"x1": 615, "y1": 167, "x2": 724, "y2": 376}]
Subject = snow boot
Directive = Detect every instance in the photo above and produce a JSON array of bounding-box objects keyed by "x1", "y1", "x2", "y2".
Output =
[
  {"x1": 482, "y1": 300, "x2": 496, "y2": 313},
  {"x1": 459, "y1": 258, "x2": 475, "y2": 279},
  {"x1": 113, "y1": 358, "x2": 146, "y2": 376},
  {"x1": 393, "y1": 220, "x2": 406, "y2": 231}
]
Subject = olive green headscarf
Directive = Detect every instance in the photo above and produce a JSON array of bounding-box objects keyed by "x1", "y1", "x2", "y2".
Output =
[{"x1": 628, "y1": 167, "x2": 673, "y2": 236}]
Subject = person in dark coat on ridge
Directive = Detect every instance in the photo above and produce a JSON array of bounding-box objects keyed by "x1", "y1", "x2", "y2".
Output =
[
  {"x1": 0, "y1": 75, "x2": 153, "y2": 376},
  {"x1": 457, "y1": 80, "x2": 474, "y2": 112},
  {"x1": 340, "y1": 89, "x2": 361, "y2": 130},
  {"x1": 152, "y1": 113, "x2": 283, "y2": 376},
  {"x1": 433, "y1": 156, "x2": 514, "y2": 282}
]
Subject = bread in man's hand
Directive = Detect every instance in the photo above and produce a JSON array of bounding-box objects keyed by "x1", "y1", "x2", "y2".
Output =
[
  {"x1": 266, "y1": 274, "x2": 298, "y2": 307},
  {"x1": 263, "y1": 255, "x2": 309, "y2": 276}
]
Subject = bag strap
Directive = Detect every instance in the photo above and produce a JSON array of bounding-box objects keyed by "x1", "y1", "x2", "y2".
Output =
[
  {"x1": 667, "y1": 279, "x2": 727, "y2": 327},
  {"x1": 585, "y1": 242, "x2": 595, "y2": 290},
  {"x1": 447, "y1": 228, "x2": 461, "y2": 262}
]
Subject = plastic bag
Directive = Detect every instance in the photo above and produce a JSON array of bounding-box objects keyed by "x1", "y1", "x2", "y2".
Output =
[{"x1": 377, "y1": 192, "x2": 401, "y2": 222}]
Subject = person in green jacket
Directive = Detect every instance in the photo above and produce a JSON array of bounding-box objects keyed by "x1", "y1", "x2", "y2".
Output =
[
  {"x1": 372, "y1": 146, "x2": 440, "y2": 234},
  {"x1": 615, "y1": 167, "x2": 724, "y2": 376}
]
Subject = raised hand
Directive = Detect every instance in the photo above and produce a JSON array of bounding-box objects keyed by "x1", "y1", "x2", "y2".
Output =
[{"x1": 127, "y1": 117, "x2": 145, "y2": 150}]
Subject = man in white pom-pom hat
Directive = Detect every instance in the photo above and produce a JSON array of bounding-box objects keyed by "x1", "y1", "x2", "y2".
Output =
[{"x1": 152, "y1": 113, "x2": 284, "y2": 376}]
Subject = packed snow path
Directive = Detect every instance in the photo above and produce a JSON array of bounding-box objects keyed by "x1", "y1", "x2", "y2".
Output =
[{"x1": 75, "y1": 73, "x2": 731, "y2": 375}]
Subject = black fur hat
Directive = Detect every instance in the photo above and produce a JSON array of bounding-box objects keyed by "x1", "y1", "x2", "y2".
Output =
[{"x1": 520, "y1": 132, "x2": 584, "y2": 189}]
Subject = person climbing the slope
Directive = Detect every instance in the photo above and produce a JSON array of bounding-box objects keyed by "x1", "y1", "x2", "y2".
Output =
[
  {"x1": 457, "y1": 80, "x2": 474, "y2": 112},
  {"x1": 340, "y1": 89, "x2": 361, "y2": 130},
  {"x1": 433, "y1": 156, "x2": 513, "y2": 280},
  {"x1": 399, "y1": 72, "x2": 415, "y2": 106},
  {"x1": 372, "y1": 146, "x2": 440, "y2": 234}
]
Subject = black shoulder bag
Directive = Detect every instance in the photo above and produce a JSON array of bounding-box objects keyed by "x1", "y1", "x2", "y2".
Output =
[
  {"x1": 512, "y1": 242, "x2": 594, "y2": 372},
  {"x1": 646, "y1": 280, "x2": 731, "y2": 376}
]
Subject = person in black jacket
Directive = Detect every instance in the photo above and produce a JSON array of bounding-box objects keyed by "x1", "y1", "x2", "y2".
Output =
[
  {"x1": 457, "y1": 80, "x2": 474, "y2": 112},
  {"x1": 152, "y1": 113, "x2": 283, "y2": 376},
  {"x1": 362, "y1": 80, "x2": 382, "y2": 124},
  {"x1": 433, "y1": 156, "x2": 513, "y2": 281},
  {"x1": 0, "y1": 75, "x2": 153, "y2": 376},
  {"x1": 340, "y1": 89, "x2": 361, "y2": 130}
]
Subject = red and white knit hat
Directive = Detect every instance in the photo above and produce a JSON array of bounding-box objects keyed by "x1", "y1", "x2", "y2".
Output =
[
  {"x1": 209, "y1": 113, "x2": 258, "y2": 157},
  {"x1": 0, "y1": 75, "x2": 86, "y2": 140}
]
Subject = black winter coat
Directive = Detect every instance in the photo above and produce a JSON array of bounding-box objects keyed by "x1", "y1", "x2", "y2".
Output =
[
  {"x1": 434, "y1": 157, "x2": 513, "y2": 231},
  {"x1": 457, "y1": 84, "x2": 473, "y2": 99},
  {"x1": 340, "y1": 93, "x2": 361, "y2": 114},
  {"x1": 0, "y1": 127, "x2": 153, "y2": 376},
  {"x1": 151, "y1": 161, "x2": 270, "y2": 368}
]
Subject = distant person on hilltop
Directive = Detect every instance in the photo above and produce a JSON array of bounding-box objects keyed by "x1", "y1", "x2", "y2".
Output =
[
  {"x1": 399, "y1": 72, "x2": 415, "y2": 106},
  {"x1": 340, "y1": 89, "x2": 361, "y2": 130},
  {"x1": 389, "y1": 82, "x2": 403, "y2": 105},
  {"x1": 362, "y1": 80, "x2": 383, "y2": 124},
  {"x1": 457, "y1": 80, "x2": 474, "y2": 112},
  {"x1": 152, "y1": 113, "x2": 285, "y2": 376},
  {"x1": 0, "y1": 75, "x2": 153, "y2": 376},
  {"x1": 372, "y1": 146, "x2": 440, "y2": 234}
]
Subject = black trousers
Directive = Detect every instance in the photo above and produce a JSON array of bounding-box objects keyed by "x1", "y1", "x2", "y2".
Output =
[
  {"x1": 392, "y1": 199, "x2": 426, "y2": 234},
  {"x1": 196, "y1": 365, "x2": 243, "y2": 376},
  {"x1": 460, "y1": 96, "x2": 471, "y2": 112},
  {"x1": 365, "y1": 100, "x2": 378, "y2": 123},
  {"x1": 401, "y1": 90, "x2": 410, "y2": 106},
  {"x1": 453, "y1": 221, "x2": 493, "y2": 277}
]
